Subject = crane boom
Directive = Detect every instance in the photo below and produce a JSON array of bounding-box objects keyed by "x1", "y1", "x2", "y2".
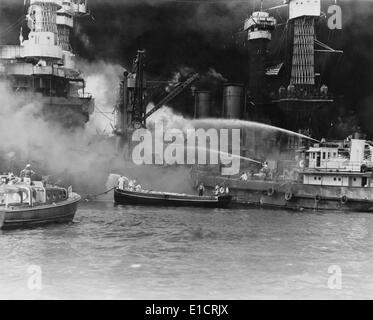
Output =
[{"x1": 145, "y1": 73, "x2": 199, "y2": 119}]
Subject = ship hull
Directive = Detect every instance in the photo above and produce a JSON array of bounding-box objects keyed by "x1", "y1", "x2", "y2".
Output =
[
  {"x1": 0, "y1": 194, "x2": 81, "y2": 230},
  {"x1": 41, "y1": 96, "x2": 94, "y2": 128},
  {"x1": 114, "y1": 188, "x2": 232, "y2": 208},
  {"x1": 194, "y1": 176, "x2": 373, "y2": 212}
]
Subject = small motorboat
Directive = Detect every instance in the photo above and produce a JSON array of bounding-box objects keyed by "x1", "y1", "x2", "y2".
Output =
[
  {"x1": 114, "y1": 187, "x2": 232, "y2": 208},
  {"x1": 0, "y1": 175, "x2": 81, "y2": 230}
]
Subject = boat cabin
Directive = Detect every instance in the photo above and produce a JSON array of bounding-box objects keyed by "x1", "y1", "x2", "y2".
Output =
[
  {"x1": 0, "y1": 178, "x2": 68, "y2": 208},
  {"x1": 302, "y1": 139, "x2": 373, "y2": 187}
]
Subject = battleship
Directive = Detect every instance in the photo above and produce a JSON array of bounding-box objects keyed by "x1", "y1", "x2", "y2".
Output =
[
  {"x1": 112, "y1": 0, "x2": 342, "y2": 148},
  {"x1": 190, "y1": 0, "x2": 372, "y2": 211},
  {"x1": 0, "y1": 0, "x2": 94, "y2": 128},
  {"x1": 108, "y1": 0, "x2": 373, "y2": 212}
]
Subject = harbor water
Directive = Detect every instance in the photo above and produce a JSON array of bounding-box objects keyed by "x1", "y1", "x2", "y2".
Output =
[{"x1": 1, "y1": 200, "x2": 373, "y2": 300}]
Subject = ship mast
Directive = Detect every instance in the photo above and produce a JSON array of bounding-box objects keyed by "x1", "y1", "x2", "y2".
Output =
[
  {"x1": 0, "y1": 0, "x2": 94, "y2": 128},
  {"x1": 23, "y1": 0, "x2": 63, "y2": 62},
  {"x1": 244, "y1": 2, "x2": 276, "y2": 105},
  {"x1": 23, "y1": 0, "x2": 88, "y2": 67},
  {"x1": 270, "y1": 0, "x2": 340, "y2": 138},
  {"x1": 56, "y1": 0, "x2": 88, "y2": 52},
  {"x1": 287, "y1": 0, "x2": 320, "y2": 93}
]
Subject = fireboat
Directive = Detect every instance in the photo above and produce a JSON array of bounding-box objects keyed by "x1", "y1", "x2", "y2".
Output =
[{"x1": 192, "y1": 137, "x2": 373, "y2": 212}]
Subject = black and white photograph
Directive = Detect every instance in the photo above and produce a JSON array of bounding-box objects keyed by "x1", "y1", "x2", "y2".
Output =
[{"x1": 0, "y1": 0, "x2": 372, "y2": 302}]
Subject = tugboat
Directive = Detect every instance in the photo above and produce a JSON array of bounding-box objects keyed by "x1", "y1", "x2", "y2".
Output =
[
  {"x1": 114, "y1": 178, "x2": 232, "y2": 208},
  {"x1": 192, "y1": 138, "x2": 373, "y2": 212},
  {"x1": 0, "y1": 174, "x2": 81, "y2": 230}
]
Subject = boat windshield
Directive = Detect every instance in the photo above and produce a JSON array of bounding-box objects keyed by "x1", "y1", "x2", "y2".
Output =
[{"x1": 0, "y1": 183, "x2": 48, "y2": 208}]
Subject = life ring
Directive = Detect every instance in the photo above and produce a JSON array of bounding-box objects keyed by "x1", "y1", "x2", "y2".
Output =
[
  {"x1": 267, "y1": 187, "x2": 275, "y2": 196},
  {"x1": 284, "y1": 192, "x2": 293, "y2": 201},
  {"x1": 341, "y1": 195, "x2": 348, "y2": 205},
  {"x1": 219, "y1": 187, "x2": 225, "y2": 194}
]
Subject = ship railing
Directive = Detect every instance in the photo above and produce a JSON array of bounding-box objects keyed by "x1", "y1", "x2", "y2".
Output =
[
  {"x1": 77, "y1": 92, "x2": 93, "y2": 99},
  {"x1": 29, "y1": 0, "x2": 63, "y2": 6},
  {"x1": 274, "y1": 90, "x2": 334, "y2": 102},
  {"x1": 304, "y1": 160, "x2": 371, "y2": 173}
]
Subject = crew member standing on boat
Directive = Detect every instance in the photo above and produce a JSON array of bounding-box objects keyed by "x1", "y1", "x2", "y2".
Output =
[
  {"x1": 118, "y1": 176, "x2": 126, "y2": 190},
  {"x1": 8, "y1": 173, "x2": 17, "y2": 185},
  {"x1": 20, "y1": 164, "x2": 35, "y2": 181},
  {"x1": 198, "y1": 183, "x2": 205, "y2": 196},
  {"x1": 128, "y1": 180, "x2": 134, "y2": 191}
]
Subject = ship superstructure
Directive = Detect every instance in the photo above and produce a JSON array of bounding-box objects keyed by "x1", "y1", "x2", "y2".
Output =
[
  {"x1": 244, "y1": 8, "x2": 276, "y2": 105},
  {"x1": 0, "y1": 0, "x2": 93, "y2": 128},
  {"x1": 272, "y1": 0, "x2": 342, "y2": 135}
]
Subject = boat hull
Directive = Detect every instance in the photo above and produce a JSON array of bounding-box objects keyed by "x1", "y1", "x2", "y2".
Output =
[
  {"x1": 0, "y1": 194, "x2": 81, "y2": 230},
  {"x1": 114, "y1": 188, "x2": 232, "y2": 208},
  {"x1": 194, "y1": 176, "x2": 373, "y2": 212}
]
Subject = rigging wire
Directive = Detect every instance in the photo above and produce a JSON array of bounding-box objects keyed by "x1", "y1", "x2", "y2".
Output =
[
  {"x1": 93, "y1": 105, "x2": 114, "y2": 123},
  {"x1": 0, "y1": 15, "x2": 25, "y2": 38}
]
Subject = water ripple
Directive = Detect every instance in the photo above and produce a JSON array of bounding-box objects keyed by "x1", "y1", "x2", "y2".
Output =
[{"x1": 1, "y1": 201, "x2": 373, "y2": 299}]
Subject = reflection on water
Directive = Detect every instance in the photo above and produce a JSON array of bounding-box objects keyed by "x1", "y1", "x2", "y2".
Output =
[{"x1": 1, "y1": 201, "x2": 373, "y2": 299}]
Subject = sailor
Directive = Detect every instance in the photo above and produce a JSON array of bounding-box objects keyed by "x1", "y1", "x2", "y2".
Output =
[
  {"x1": 262, "y1": 161, "x2": 270, "y2": 173},
  {"x1": 20, "y1": 164, "x2": 35, "y2": 179},
  {"x1": 287, "y1": 84, "x2": 295, "y2": 97},
  {"x1": 198, "y1": 183, "x2": 205, "y2": 197},
  {"x1": 257, "y1": 161, "x2": 271, "y2": 180},
  {"x1": 135, "y1": 184, "x2": 142, "y2": 192},
  {"x1": 214, "y1": 185, "x2": 220, "y2": 196},
  {"x1": 320, "y1": 84, "x2": 328, "y2": 98},
  {"x1": 128, "y1": 180, "x2": 135, "y2": 191},
  {"x1": 118, "y1": 176, "x2": 126, "y2": 190},
  {"x1": 8, "y1": 173, "x2": 17, "y2": 185},
  {"x1": 278, "y1": 86, "x2": 286, "y2": 98},
  {"x1": 240, "y1": 172, "x2": 248, "y2": 181}
]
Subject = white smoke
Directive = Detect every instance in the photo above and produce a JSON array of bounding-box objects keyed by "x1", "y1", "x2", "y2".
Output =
[
  {"x1": 147, "y1": 104, "x2": 194, "y2": 133},
  {"x1": 0, "y1": 80, "x2": 194, "y2": 195},
  {"x1": 78, "y1": 60, "x2": 125, "y2": 135},
  {"x1": 0, "y1": 80, "x2": 118, "y2": 191}
]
